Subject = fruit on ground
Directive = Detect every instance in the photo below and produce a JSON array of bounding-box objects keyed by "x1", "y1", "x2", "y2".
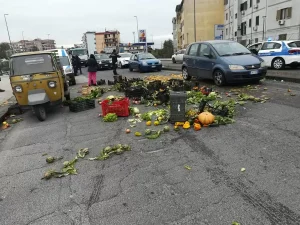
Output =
[
  {"x1": 146, "y1": 121, "x2": 152, "y2": 126},
  {"x1": 198, "y1": 112, "x2": 215, "y2": 126}
]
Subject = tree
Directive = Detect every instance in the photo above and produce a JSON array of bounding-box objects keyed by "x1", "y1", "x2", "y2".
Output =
[
  {"x1": 0, "y1": 43, "x2": 10, "y2": 59},
  {"x1": 152, "y1": 39, "x2": 174, "y2": 58}
]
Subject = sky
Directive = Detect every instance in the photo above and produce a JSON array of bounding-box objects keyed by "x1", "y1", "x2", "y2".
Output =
[{"x1": 0, "y1": 0, "x2": 179, "y2": 49}]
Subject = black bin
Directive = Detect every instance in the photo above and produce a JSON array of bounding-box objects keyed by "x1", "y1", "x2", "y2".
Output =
[{"x1": 169, "y1": 91, "x2": 187, "y2": 123}]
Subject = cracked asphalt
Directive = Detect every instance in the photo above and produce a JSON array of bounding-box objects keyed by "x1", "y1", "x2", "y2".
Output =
[{"x1": 0, "y1": 68, "x2": 300, "y2": 225}]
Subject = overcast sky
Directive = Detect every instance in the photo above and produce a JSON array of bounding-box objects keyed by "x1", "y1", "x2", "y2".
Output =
[{"x1": 0, "y1": 0, "x2": 179, "y2": 48}]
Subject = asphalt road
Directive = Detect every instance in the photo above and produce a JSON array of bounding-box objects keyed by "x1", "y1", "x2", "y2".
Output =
[{"x1": 0, "y1": 67, "x2": 300, "y2": 225}]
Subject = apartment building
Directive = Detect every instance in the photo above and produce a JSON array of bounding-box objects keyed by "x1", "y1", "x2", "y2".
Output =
[
  {"x1": 82, "y1": 32, "x2": 97, "y2": 55},
  {"x1": 224, "y1": 0, "x2": 300, "y2": 45},
  {"x1": 11, "y1": 38, "x2": 56, "y2": 52},
  {"x1": 96, "y1": 31, "x2": 120, "y2": 53},
  {"x1": 175, "y1": 0, "x2": 224, "y2": 50}
]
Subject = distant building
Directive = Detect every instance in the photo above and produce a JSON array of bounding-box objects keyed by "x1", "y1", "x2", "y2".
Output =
[
  {"x1": 174, "y1": 0, "x2": 224, "y2": 49},
  {"x1": 82, "y1": 32, "x2": 97, "y2": 55},
  {"x1": 95, "y1": 30, "x2": 120, "y2": 53},
  {"x1": 11, "y1": 38, "x2": 56, "y2": 53}
]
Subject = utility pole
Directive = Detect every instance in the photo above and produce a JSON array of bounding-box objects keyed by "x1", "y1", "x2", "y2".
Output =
[
  {"x1": 194, "y1": 0, "x2": 196, "y2": 42},
  {"x1": 134, "y1": 16, "x2": 139, "y2": 42},
  {"x1": 133, "y1": 32, "x2": 135, "y2": 43},
  {"x1": 4, "y1": 14, "x2": 13, "y2": 50},
  {"x1": 47, "y1": 34, "x2": 50, "y2": 50},
  {"x1": 22, "y1": 31, "x2": 26, "y2": 52},
  {"x1": 250, "y1": 0, "x2": 254, "y2": 45}
]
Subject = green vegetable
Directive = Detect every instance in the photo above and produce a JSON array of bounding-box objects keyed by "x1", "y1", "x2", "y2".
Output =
[
  {"x1": 146, "y1": 130, "x2": 161, "y2": 139},
  {"x1": 46, "y1": 156, "x2": 55, "y2": 163},
  {"x1": 77, "y1": 148, "x2": 89, "y2": 158},
  {"x1": 163, "y1": 126, "x2": 170, "y2": 132},
  {"x1": 133, "y1": 107, "x2": 140, "y2": 114},
  {"x1": 103, "y1": 113, "x2": 118, "y2": 122},
  {"x1": 145, "y1": 129, "x2": 152, "y2": 135},
  {"x1": 232, "y1": 222, "x2": 240, "y2": 225}
]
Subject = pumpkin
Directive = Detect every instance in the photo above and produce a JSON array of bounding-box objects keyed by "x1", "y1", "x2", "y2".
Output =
[
  {"x1": 198, "y1": 112, "x2": 215, "y2": 126},
  {"x1": 146, "y1": 121, "x2": 152, "y2": 126},
  {"x1": 194, "y1": 123, "x2": 201, "y2": 131},
  {"x1": 183, "y1": 122, "x2": 190, "y2": 129}
]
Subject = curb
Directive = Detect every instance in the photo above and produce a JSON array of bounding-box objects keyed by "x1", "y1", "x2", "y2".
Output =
[{"x1": 162, "y1": 67, "x2": 300, "y2": 83}]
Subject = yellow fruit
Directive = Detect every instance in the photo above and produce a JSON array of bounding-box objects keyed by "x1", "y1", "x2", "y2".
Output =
[
  {"x1": 3, "y1": 122, "x2": 7, "y2": 125},
  {"x1": 158, "y1": 117, "x2": 162, "y2": 121},
  {"x1": 154, "y1": 121, "x2": 160, "y2": 126},
  {"x1": 135, "y1": 132, "x2": 142, "y2": 136},
  {"x1": 146, "y1": 121, "x2": 152, "y2": 126}
]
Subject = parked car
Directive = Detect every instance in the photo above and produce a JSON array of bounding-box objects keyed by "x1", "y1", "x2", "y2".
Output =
[
  {"x1": 117, "y1": 53, "x2": 132, "y2": 68},
  {"x1": 172, "y1": 49, "x2": 186, "y2": 63},
  {"x1": 95, "y1": 54, "x2": 112, "y2": 70},
  {"x1": 128, "y1": 53, "x2": 162, "y2": 73},
  {"x1": 182, "y1": 40, "x2": 267, "y2": 86},
  {"x1": 247, "y1": 40, "x2": 300, "y2": 69}
]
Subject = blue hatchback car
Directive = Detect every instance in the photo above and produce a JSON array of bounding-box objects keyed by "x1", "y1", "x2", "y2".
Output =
[
  {"x1": 182, "y1": 40, "x2": 268, "y2": 86},
  {"x1": 129, "y1": 53, "x2": 162, "y2": 73}
]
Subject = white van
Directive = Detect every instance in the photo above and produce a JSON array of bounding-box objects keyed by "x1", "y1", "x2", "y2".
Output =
[{"x1": 45, "y1": 49, "x2": 76, "y2": 85}]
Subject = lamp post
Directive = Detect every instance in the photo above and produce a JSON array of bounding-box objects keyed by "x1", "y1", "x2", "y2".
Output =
[
  {"x1": 134, "y1": 16, "x2": 139, "y2": 42},
  {"x1": 133, "y1": 32, "x2": 135, "y2": 43},
  {"x1": 194, "y1": 0, "x2": 196, "y2": 42},
  {"x1": 22, "y1": 31, "x2": 26, "y2": 52},
  {"x1": 4, "y1": 14, "x2": 12, "y2": 50}
]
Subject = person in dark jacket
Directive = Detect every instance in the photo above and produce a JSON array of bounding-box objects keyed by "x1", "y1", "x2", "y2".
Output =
[
  {"x1": 109, "y1": 49, "x2": 121, "y2": 75},
  {"x1": 75, "y1": 55, "x2": 82, "y2": 74},
  {"x1": 71, "y1": 55, "x2": 78, "y2": 76},
  {"x1": 86, "y1": 54, "x2": 98, "y2": 86}
]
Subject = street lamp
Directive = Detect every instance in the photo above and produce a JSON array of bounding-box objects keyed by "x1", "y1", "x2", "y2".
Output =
[
  {"x1": 4, "y1": 14, "x2": 13, "y2": 49},
  {"x1": 134, "y1": 16, "x2": 139, "y2": 42},
  {"x1": 194, "y1": 0, "x2": 196, "y2": 42},
  {"x1": 133, "y1": 32, "x2": 135, "y2": 43}
]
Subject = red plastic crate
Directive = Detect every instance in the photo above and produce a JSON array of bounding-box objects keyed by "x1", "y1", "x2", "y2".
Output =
[{"x1": 101, "y1": 98, "x2": 130, "y2": 117}]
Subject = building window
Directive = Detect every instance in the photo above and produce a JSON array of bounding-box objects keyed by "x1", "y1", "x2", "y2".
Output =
[
  {"x1": 241, "y1": 22, "x2": 247, "y2": 36},
  {"x1": 278, "y1": 34, "x2": 287, "y2": 40},
  {"x1": 249, "y1": 19, "x2": 252, "y2": 27},
  {"x1": 256, "y1": 16, "x2": 259, "y2": 25},
  {"x1": 226, "y1": 28, "x2": 228, "y2": 35},
  {"x1": 255, "y1": 38, "x2": 259, "y2": 43},
  {"x1": 235, "y1": 13, "x2": 237, "y2": 19},
  {"x1": 235, "y1": 31, "x2": 237, "y2": 36},
  {"x1": 257, "y1": 0, "x2": 260, "y2": 3},
  {"x1": 224, "y1": 0, "x2": 228, "y2": 5},
  {"x1": 226, "y1": 13, "x2": 228, "y2": 20},
  {"x1": 240, "y1": 1, "x2": 247, "y2": 11},
  {"x1": 276, "y1": 7, "x2": 292, "y2": 20},
  {"x1": 250, "y1": 0, "x2": 252, "y2": 7}
]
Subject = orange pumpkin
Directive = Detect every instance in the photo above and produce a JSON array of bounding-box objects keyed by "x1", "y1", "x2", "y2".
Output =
[
  {"x1": 194, "y1": 123, "x2": 201, "y2": 131},
  {"x1": 198, "y1": 112, "x2": 215, "y2": 127}
]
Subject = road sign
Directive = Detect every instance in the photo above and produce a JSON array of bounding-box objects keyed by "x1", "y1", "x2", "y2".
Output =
[{"x1": 214, "y1": 24, "x2": 224, "y2": 40}]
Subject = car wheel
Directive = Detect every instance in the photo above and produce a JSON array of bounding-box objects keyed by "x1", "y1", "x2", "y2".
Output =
[
  {"x1": 182, "y1": 67, "x2": 191, "y2": 80},
  {"x1": 33, "y1": 105, "x2": 47, "y2": 121},
  {"x1": 139, "y1": 66, "x2": 144, "y2": 73},
  {"x1": 213, "y1": 70, "x2": 226, "y2": 86},
  {"x1": 272, "y1": 57, "x2": 285, "y2": 70},
  {"x1": 118, "y1": 62, "x2": 123, "y2": 69},
  {"x1": 172, "y1": 58, "x2": 176, "y2": 64}
]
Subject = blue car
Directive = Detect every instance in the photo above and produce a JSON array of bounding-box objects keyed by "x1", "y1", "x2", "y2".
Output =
[
  {"x1": 129, "y1": 53, "x2": 162, "y2": 73},
  {"x1": 182, "y1": 40, "x2": 268, "y2": 86}
]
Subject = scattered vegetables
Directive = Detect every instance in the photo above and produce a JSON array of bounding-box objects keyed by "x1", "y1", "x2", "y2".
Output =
[
  {"x1": 241, "y1": 168, "x2": 246, "y2": 172},
  {"x1": 146, "y1": 130, "x2": 161, "y2": 139},
  {"x1": 126, "y1": 129, "x2": 131, "y2": 134},
  {"x1": 154, "y1": 121, "x2": 160, "y2": 126},
  {"x1": 174, "y1": 125, "x2": 180, "y2": 131},
  {"x1": 135, "y1": 132, "x2": 142, "y2": 136},
  {"x1": 145, "y1": 129, "x2": 152, "y2": 135},
  {"x1": 194, "y1": 123, "x2": 201, "y2": 131},
  {"x1": 46, "y1": 156, "x2": 55, "y2": 163},
  {"x1": 103, "y1": 113, "x2": 118, "y2": 122},
  {"x1": 232, "y1": 222, "x2": 241, "y2": 225},
  {"x1": 163, "y1": 126, "x2": 170, "y2": 132},
  {"x1": 89, "y1": 144, "x2": 131, "y2": 161},
  {"x1": 198, "y1": 112, "x2": 215, "y2": 127},
  {"x1": 146, "y1": 121, "x2": 152, "y2": 126},
  {"x1": 184, "y1": 165, "x2": 192, "y2": 170},
  {"x1": 183, "y1": 122, "x2": 190, "y2": 129},
  {"x1": 77, "y1": 148, "x2": 89, "y2": 158}
]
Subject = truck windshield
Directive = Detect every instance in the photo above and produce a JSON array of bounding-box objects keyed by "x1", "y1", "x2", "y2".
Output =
[
  {"x1": 72, "y1": 49, "x2": 87, "y2": 56},
  {"x1": 10, "y1": 54, "x2": 55, "y2": 76}
]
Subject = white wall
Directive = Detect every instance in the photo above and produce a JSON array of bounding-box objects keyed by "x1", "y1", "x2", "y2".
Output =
[{"x1": 85, "y1": 33, "x2": 96, "y2": 55}]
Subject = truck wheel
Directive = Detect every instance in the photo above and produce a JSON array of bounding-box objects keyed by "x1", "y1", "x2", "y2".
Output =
[{"x1": 33, "y1": 105, "x2": 47, "y2": 121}]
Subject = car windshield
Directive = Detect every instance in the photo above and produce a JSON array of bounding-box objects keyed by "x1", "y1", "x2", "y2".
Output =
[
  {"x1": 95, "y1": 54, "x2": 109, "y2": 60},
  {"x1": 120, "y1": 53, "x2": 132, "y2": 58},
  {"x1": 71, "y1": 49, "x2": 87, "y2": 56},
  {"x1": 59, "y1": 56, "x2": 70, "y2": 66},
  {"x1": 139, "y1": 53, "x2": 156, "y2": 60},
  {"x1": 212, "y1": 42, "x2": 251, "y2": 56},
  {"x1": 10, "y1": 54, "x2": 55, "y2": 76}
]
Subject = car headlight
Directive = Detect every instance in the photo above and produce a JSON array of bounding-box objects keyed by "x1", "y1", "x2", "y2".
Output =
[
  {"x1": 65, "y1": 68, "x2": 72, "y2": 73},
  {"x1": 142, "y1": 61, "x2": 148, "y2": 66},
  {"x1": 14, "y1": 85, "x2": 22, "y2": 93},
  {"x1": 229, "y1": 65, "x2": 245, "y2": 70},
  {"x1": 48, "y1": 81, "x2": 56, "y2": 88},
  {"x1": 260, "y1": 61, "x2": 266, "y2": 67}
]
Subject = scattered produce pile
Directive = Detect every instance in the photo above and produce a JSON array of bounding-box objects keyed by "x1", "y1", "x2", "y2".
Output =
[{"x1": 1, "y1": 115, "x2": 23, "y2": 130}]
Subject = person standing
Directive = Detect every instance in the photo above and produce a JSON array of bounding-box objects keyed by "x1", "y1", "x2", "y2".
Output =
[
  {"x1": 86, "y1": 54, "x2": 98, "y2": 86},
  {"x1": 71, "y1": 55, "x2": 78, "y2": 76},
  {"x1": 75, "y1": 55, "x2": 82, "y2": 74},
  {"x1": 109, "y1": 49, "x2": 121, "y2": 75}
]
